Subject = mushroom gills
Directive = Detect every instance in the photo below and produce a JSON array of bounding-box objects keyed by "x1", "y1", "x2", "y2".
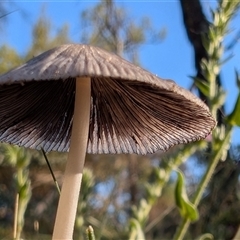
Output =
[{"x1": 0, "y1": 77, "x2": 215, "y2": 154}]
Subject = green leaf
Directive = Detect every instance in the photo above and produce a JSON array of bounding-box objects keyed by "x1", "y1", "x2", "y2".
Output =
[
  {"x1": 192, "y1": 77, "x2": 210, "y2": 97},
  {"x1": 227, "y1": 93, "x2": 240, "y2": 126},
  {"x1": 175, "y1": 170, "x2": 199, "y2": 222},
  {"x1": 226, "y1": 72, "x2": 240, "y2": 126}
]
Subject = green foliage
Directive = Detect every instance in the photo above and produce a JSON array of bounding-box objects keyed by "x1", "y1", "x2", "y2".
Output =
[
  {"x1": 74, "y1": 168, "x2": 95, "y2": 239},
  {"x1": 175, "y1": 170, "x2": 199, "y2": 222},
  {"x1": 193, "y1": 77, "x2": 210, "y2": 97},
  {"x1": 129, "y1": 218, "x2": 146, "y2": 240},
  {"x1": 0, "y1": 6, "x2": 70, "y2": 72},
  {"x1": 1, "y1": 144, "x2": 31, "y2": 239},
  {"x1": 228, "y1": 92, "x2": 240, "y2": 126},
  {"x1": 0, "y1": 45, "x2": 23, "y2": 74},
  {"x1": 25, "y1": 7, "x2": 70, "y2": 60},
  {"x1": 227, "y1": 71, "x2": 240, "y2": 126}
]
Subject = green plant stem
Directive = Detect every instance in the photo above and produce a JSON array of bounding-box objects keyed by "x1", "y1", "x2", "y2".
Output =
[
  {"x1": 13, "y1": 193, "x2": 19, "y2": 239},
  {"x1": 192, "y1": 131, "x2": 231, "y2": 206},
  {"x1": 173, "y1": 128, "x2": 232, "y2": 240},
  {"x1": 86, "y1": 226, "x2": 96, "y2": 240}
]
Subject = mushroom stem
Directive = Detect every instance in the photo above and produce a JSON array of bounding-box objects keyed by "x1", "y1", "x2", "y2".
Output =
[{"x1": 52, "y1": 77, "x2": 91, "y2": 240}]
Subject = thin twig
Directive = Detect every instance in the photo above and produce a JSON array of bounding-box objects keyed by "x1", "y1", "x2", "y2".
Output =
[{"x1": 41, "y1": 148, "x2": 61, "y2": 195}]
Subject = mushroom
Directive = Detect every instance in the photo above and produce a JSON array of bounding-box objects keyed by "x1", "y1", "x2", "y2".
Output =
[{"x1": 0, "y1": 44, "x2": 216, "y2": 239}]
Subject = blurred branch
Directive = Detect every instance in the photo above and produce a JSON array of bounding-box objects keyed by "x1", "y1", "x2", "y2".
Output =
[{"x1": 0, "y1": 9, "x2": 18, "y2": 19}]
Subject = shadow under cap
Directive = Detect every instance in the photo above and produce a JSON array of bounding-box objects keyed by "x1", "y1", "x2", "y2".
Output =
[{"x1": 0, "y1": 44, "x2": 216, "y2": 154}]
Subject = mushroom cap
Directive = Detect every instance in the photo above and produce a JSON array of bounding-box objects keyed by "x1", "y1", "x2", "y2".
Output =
[{"x1": 0, "y1": 44, "x2": 216, "y2": 154}]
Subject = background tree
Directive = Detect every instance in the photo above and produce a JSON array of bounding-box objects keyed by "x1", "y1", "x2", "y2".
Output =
[
  {"x1": 25, "y1": 7, "x2": 70, "y2": 59},
  {"x1": 80, "y1": 0, "x2": 164, "y2": 61}
]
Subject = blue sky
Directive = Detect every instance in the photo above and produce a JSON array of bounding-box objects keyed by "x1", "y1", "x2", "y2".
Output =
[{"x1": 1, "y1": 0, "x2": 240, "y2": 143}]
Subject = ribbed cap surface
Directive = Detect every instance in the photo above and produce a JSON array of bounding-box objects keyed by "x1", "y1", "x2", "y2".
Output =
[{"x1": 0, "y1": 44, "x2": 216, "y2": 154}]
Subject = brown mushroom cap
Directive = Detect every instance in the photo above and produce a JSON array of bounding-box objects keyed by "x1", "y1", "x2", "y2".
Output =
[{"x1": 0, "y1": 44, "x2": 216, "y2": 154}]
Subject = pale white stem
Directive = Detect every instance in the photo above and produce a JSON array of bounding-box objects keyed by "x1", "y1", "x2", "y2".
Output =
[{"x1": 52, "y1": 77, "x2": 91, "y2": 240}]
